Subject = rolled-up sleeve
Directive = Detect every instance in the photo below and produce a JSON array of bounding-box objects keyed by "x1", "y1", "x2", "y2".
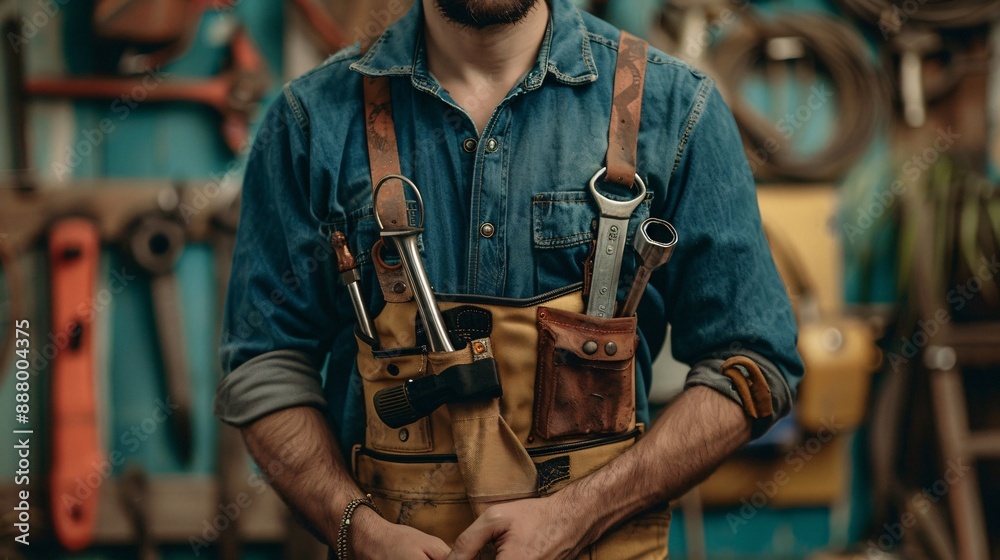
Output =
[
  {"x1": 214, "y1": 87, "x2": 338, "y2": 427},
  {"x1": 658, "y1": 84, "x2": 804, "y2": 438}
]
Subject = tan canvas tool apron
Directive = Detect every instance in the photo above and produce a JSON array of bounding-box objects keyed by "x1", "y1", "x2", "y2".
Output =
[{"x1": 351, "y1": 31, "x2": 670, "y2": 559}]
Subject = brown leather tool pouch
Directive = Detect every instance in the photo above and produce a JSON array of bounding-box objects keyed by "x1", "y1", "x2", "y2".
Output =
[{"x1": 533, "y1": 306, "x2": 637, "y2": 439}]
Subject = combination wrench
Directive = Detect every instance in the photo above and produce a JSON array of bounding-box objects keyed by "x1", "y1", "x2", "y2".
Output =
[
  {"x1": 586, "y1": 167, "x2": 647, "y2": 317},
  {"x1": 617, "y1": 218, "x2": 677, "y2": 318}
]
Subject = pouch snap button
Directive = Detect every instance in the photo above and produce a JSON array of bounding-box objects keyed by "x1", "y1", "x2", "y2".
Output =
[
  {"x1": 605, "y1": 342, "x2": 618, "y2": 356},
  {"x1": 583, "y1": 341, "x2": 598, "y2": 355},
  {"x1": 398, "y1": 428, "x2": 409, "y2": 442},
  {"x1": 387, "y1": 364, "x2": 400, "y2": 376},
  {"x1": 485, "y1": 138, "x2": 499, "y2": 152},
  {"x1": 462, "y1": 138, "x2": 478, "y2": 152},
  {"x1": 480, "y1": 222, "x2": 495, "y2": 238}
]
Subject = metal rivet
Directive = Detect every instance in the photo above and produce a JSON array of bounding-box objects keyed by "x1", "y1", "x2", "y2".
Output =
[
  {"x1": 392, "y1": 282, "x2": 406, "y2": 294},
  {"x1": 480, "y1": 222, "x2": 495, "y2": 238},
  {"x1": 472, "y1": 341, "x2": 486, "y2": 354},
  {"x1": 583, "y1": 341, "x2": 598, "y2": 355},
  {"x1": 605, "y1": 342, "x2": 618, "y2": 356},
  {"x1": 462, "y1": 138, "x2": 478, "y2": 153},
  {"x1": 387, "y1": 364, "x2": 399, "y2": 376},
  {"x1": 485, "y1": 138, "x2": 499, "y2": 153},
  {"x1": 398, "y1": 428, "x2": 409, "y2": 442}
]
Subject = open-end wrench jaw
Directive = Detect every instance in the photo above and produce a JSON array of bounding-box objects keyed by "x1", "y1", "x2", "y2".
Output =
[{"x1": 585, "y1": 166, "x2": 648, "y2": 317}]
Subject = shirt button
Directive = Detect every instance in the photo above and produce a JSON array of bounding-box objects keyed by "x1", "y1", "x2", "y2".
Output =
[
  {"x1": 480, "y1": 222, "x2": 495, "y2": 238},
  {"x1": 485, "y1": 138, "x2": 499, "y2": 153},
  {"x1": 462, "y1": 138, "x2": 478, "y2": 153}
]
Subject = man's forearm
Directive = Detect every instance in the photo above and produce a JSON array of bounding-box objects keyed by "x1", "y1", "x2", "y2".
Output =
[
  {"x1": 562, "y1": 386, "x2": 752, "y2": 543},
  {"x1": 240, "y1": 406, "x2": 366, "y2": 544}
]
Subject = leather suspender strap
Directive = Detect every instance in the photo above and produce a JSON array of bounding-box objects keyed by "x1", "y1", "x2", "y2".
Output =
[
  {"x1": 363, "y1": 76, "x2": 406, "y2": 227},
  {"x1": 605, "y1": 30, "x2": 648, "y2": 187},
  {"x1": 363, "y1": 76, "x2": 414, "y2": 302}
]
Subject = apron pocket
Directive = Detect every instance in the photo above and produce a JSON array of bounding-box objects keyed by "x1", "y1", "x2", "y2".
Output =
[{"x1": 533, "y1": 306, "x2": 637, "y2": 439}]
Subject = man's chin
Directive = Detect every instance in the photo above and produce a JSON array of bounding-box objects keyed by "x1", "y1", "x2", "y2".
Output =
[{"x1": 433, "y1": 0, "x2": 541, "y2": 29}]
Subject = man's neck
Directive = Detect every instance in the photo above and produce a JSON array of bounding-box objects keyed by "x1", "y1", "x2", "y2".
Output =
[{"x1": 421, "y1": 0, "x2": 549, "y2": 132}]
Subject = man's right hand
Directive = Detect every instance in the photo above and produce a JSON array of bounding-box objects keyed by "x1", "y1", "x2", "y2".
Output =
[{"x1": 346, "y1": 507, "x2": 452, "y2": 560}]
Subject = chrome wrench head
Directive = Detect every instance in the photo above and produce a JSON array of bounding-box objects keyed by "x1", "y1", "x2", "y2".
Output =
[
  {"x1": 585, "y1": 167, "x2": 647, "y2": 317},
  {"x1": 617, "y1": 218, "x2": 678, "y2": 318},
  {"x1": 587, "y1": 166, "x2": 647, "y2": 219},
  {"x1": 634, "y1": 218, "x2": 677, "y2": 269}
]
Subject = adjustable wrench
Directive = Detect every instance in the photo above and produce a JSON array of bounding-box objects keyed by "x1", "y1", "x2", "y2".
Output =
[
  {"x1": 618, "y1": 218, "x2": 677, "y2": 318},
  {"x1": 372, "y1": 175, "x2": 454, "y2": 353},
  {"x1": 125, "y1": 211, "x2": 193, "y2": 463},
  {"x1": 23, "y1": 28, "x2": 267, "y2": 153},
  {"x1": 586, "y1": 167, "x2": 647, "y2": 317}
]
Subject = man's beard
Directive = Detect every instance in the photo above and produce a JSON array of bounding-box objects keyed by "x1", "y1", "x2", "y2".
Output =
[{"x1": 433, "y1": 0, "x2": 541, "y2": 29}]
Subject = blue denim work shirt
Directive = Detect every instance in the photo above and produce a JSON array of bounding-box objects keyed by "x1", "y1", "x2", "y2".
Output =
[{"x1": 214, "y1": 0, "x2": 804, "y2": 450}]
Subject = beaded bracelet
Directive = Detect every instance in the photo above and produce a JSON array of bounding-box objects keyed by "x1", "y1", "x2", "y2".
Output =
[{"x1": 335, "y1": 494, "x2": 381, "y2": 560}]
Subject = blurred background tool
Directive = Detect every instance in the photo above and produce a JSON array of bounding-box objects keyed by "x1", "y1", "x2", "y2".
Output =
[{"x1": 47, "y1": 219, "x2": 103, "y2": 552}]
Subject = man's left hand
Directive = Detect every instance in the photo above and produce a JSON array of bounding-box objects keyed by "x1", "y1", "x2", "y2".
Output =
[{"x1": 446, "y1": 493, "x2": 592, "y2": 560}]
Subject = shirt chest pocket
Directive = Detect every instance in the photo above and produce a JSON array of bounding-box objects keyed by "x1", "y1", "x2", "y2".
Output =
[{"x1": 531, "y1": 191, "x2": 651, "y2": 299}]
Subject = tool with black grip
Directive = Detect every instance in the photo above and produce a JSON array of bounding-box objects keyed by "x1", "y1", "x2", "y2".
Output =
[
  {"x1": 374, "y1": 357, "x2": 502, "y2": 429},
  {"x1": 618, "y1": 218, "x2": 677, "y2": 318}
]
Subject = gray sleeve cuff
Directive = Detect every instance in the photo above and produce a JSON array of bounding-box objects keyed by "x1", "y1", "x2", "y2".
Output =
[
  {"x1": 214, "y1": 349, "x2": 328, "y2": 427},
  {"x1": 684, "y1": 348, "x2": 793, "y2": 439}
]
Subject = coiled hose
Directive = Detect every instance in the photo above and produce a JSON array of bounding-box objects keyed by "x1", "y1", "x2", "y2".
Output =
[
  {"x1": 836, "y1": 0, "x2": 1000, "y2": 30},
  {"x1": 712, "y1": 13, "x2": 890, "y2": 182}
]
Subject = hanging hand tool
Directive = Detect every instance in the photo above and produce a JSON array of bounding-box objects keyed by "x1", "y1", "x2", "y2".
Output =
[
  {"x1": 371, "y1": 175, "x2": 454, "y2": 353},
  {"x1": 117, "y1": 465, "x2": 160, "y2": 560},
  {"x1": 23, "y1": 28, "x2": 267, "y2": 153},
  {"x1": 93, "y1": 0, "x2": 239, "y2": 72},
  {"x1": 617, "y1": 218, "x2": 677, "y2": 318},
  {"x1": 48, "y1": 218, "x2": 103, "y2": 551},
  {"x1": 331, "y1": 231, "x2": 378, "y2": 344},
  {"x1": 586, "y1": 167, "x2": 647, "y2": 318},
  {"x1": 125, "y1": 211, "x2": 194, "y2": 464}
]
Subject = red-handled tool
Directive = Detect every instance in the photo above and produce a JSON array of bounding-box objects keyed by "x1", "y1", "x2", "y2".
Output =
[{"x1": 48, "y1": 218, "x2": 103, "y2": 551}]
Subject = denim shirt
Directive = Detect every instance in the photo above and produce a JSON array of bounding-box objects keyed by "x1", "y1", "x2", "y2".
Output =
[{"x1": 214, "y1": 0, "x2": 803, "y2": 449}]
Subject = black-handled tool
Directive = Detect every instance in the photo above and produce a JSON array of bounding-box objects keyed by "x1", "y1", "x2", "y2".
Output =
[
  {"x1": 374, "y1": 358, "x2": 502, "y2": 428},
  {"x1": 618, "y1": 218, "x2": 677, "y2": 318}
]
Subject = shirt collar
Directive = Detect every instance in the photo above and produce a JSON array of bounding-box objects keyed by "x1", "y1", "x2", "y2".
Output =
[{"x1": 350, "y1": 0, "x2": 598, "y2": 90}]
